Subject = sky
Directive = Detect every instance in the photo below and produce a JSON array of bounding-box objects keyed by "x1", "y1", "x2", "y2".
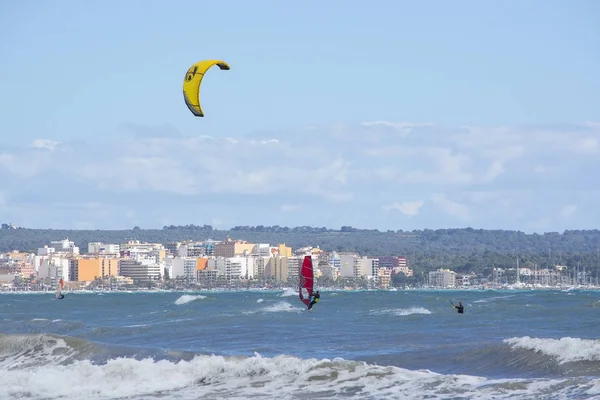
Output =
[{"x1": 1, "y1": 0, "x2": 599, "y2": 232}]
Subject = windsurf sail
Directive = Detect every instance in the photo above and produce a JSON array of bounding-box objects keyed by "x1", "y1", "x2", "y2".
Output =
[
  {"x1": 56, "y1": 277, "x2": 64, "y2": 299},
  {"x1": 299, "y1": 256, "x2": 314, "y2": 306}
]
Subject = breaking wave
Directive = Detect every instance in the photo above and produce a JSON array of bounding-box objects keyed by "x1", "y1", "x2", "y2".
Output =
[
  {"x1": 174, "y1": 295, "x2": 206, "y2": 305},
  {"x1": 261, "y1": 301, "x2": 304, "y2": 313},
  {"x1": 0, "y1": 333, "x2": 599, "y2": 399},
  {"x1": 504, "y1": 336, "x2": 600, "y2": 364}
]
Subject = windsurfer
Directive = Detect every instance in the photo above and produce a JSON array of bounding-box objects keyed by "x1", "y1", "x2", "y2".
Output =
[{"x1": 308, "y1": 291, "x2": 320, "y2": 310}]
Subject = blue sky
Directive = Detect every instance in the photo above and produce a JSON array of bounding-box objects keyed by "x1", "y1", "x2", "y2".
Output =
[{"x1": 1, "y1": 0, "x2": 599, "y2": 232}]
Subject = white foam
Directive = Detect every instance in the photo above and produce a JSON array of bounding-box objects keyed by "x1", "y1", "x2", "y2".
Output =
[
  {"x1": 279, "y1": 288, "x2": 296, "y2": 297},
  {"x1": 473, "y1": 294, "x2": 516, "y2": 303},
  {"x1": 504, "y1": 336, "x2": 600, "y2": 364},
  {"x1": 256, "y1": 298, "x2": 264, "y2": 303},
  {"x1": 174, "y1": 295, "x2": 206, "y2": 305},
  {"x1": 0, "y1": 353, "x2": 596, "y2": 400},
  {"x1": 370, "y1": 307, "x2": 432, "y2": 316},
  {"x1": 242, "y1": 301, "x2": 304, "y2": 315},
  {"x1": 261, "y1": 301, "x2": 303, "y2": 313}
]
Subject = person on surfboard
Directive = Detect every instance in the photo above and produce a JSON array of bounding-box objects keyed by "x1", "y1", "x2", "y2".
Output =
[{"x1": 308, "y1": 291, "x2": 320, "y2": 310}]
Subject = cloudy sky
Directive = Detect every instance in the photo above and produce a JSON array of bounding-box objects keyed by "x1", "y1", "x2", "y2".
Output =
[{"x1": 1, "y1": 1, "x2": 599, "y2": 232}]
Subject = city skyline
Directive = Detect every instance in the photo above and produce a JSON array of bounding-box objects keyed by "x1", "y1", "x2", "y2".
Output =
[
  {"x1": 2, "y1": 236, "x2": 594, "y2": 291},
  {"x1": 0, "y1": 237, "x2": 413, "y2": 292},
  {"x1": 2, "y1": 1, "x2": 599, "y2": 233}
]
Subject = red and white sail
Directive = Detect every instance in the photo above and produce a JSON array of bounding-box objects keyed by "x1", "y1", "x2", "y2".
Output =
[{"x1": 299, "y1": 256, "x2": 314, "y2": 306}]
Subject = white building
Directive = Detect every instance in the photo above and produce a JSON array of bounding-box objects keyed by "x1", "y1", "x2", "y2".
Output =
[
  {"x1": 229, "y1": 256, "x2": 255, "y2": 279},
  {"x1": 37, "y1": 257, "x2": 70, "y2": 281},
  {"x1": 119, "y1": 258, "x2": 161, "y2": 281},
  {"x1": 207, "y1": 256, "x2": 255, "y2": 281},
  {"x1": 50, "y1": 239, "x2": 80, "y2": 255},
  {"x1": 252, "y1": 256, "x2": 271, "y2": 279},
  {"x1": 253, "y1": 244, "x2": 272, "y2": 257},
  {"x1": 37, "y1": 246, "x2": 56, "y2": 257},
  {"x1": 428, "y1": 268, "x2": 456, "y2": 288},
  {"x1": 170, "y1": 257, "x2": 198, "y2": 280},
  {"x1": 208, "y1": 257, "x2": 227, "y2": 277},
  {"x1": 355, "y1": 256, "x2": 379, "y2": 279},
  {"x1": 287, "y1": 256, "x2": 301, "y2": 280},
  {"x1": 339, "y1": 254, "x2": 357, "y2": 278},
  {"x1": 177, "y1": 242, "x2": 206, "y2": 258},
  {"x1": 88, "y1": 242, "x2": 120, "y2": 255}
]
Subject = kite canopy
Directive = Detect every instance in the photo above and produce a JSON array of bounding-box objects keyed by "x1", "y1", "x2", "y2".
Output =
[{"x1": 182, "y1": 60, "x2": 230, "y2": 117}]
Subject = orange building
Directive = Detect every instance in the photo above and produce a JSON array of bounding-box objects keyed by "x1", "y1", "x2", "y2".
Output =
[
  {"x1": 196, "y1": 257, "x2": 209, "y2": 271},
  {"x1": 70, "y1": 258, "x2": 120, "y2": 281}
]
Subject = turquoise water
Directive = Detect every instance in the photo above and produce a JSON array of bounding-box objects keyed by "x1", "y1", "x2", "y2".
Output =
[{"x1": 1, "y1": 288, "x2": 599, "y2": 399}]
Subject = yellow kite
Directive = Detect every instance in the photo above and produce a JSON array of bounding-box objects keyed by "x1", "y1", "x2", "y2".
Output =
[{"x1": 182, "y1": 60, "x2": 230, "y2": 117}]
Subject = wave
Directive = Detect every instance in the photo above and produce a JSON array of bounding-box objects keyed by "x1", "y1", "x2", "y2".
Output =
[
  {"x1": 0, "y1": 334, "x2": 598, "y2": 399},
  {"x1": 243, "y1": 301, "x2": 304, "y2": 315},
  {"x1": 504, "y1": 336, "x2": 600, "y2": 364},
  {"x1": 279, "y1": 288, "x2": 296, "y2": 297},
  {"x1": 473, "y1": 294, "x2": 516, "y2": 303},
  {"x1": 370, "y1": 307, "x2": 432, "y2": 316},
  {"x1": 409, "y1": 336, "x2": 600, "y2": 380},
  {"x1": 262, "y1": 301, "x2": 304, "y2": 313},
  {"x1": 0, "y1": 333, "x2": 97, "y2": 370},
  {"x1": 174, "y1": 295, "x2": 206, "y2": 305}
]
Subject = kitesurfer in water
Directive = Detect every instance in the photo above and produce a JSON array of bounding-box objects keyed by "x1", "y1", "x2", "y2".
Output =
[
  {"x1": 56, "y1": 293, "x2": 64, "y2": 300},
  {"x1": 308, "y1": 291, "x2": 320, "y2": 310},
  {"x1": 452, "y1": 301, "x2": 464, "y2": 314}
]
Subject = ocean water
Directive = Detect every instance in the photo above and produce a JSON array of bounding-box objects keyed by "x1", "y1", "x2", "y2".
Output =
[{"x1": 1, "y1": 288, "x2": 600, "y2": 399}]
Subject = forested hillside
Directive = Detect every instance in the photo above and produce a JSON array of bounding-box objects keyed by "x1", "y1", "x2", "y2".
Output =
[{"x1": 2, "y1": 224, "x2": 600, "y2": 274}]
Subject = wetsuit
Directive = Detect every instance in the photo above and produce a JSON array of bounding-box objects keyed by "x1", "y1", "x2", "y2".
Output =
[
  {"x1": 308, "y1": 292, "x2": 320, "y2": 310},
  {"x1": 454, "y1": 304, "x2": 464, "y2": 313}
]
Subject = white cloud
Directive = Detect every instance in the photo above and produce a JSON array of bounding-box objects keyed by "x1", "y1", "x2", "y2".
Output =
[
  {"x1": 280, "y1": 204, "x2": 303, "y2": 212},
  {"x1": 1, "y1": 121, "x2": 599, "y2": 231},
  {"x1": 575, "y1": 137, "x2": 597, "y2": 153},
  {"x1": 324, "y1": 192, "x2": 354, "y2": 203},
  {"x1": 482, "y1": 161, "x2": 504, "y2": 182},
  {"x1": 431, "y1": 194, "x2": 472, "y2": 222},
  {"x1": 383, "y1": 201, "x2": 424, "y2": 216},
  {"x1": 260, "y1": 139, "x2": 279, "y2": 145},
  {"x1": 559, "y1": 204, "x2": 577, "y2": 220},
  {"x1": 31, "y1": 139, "x2": 60, "y2": 151},
  {"x1": 361, "y1": 120, "x2": 434, "y2": 137},
  {"x1": 403, "y1": 147, "x2": 474, "y2": 185}
]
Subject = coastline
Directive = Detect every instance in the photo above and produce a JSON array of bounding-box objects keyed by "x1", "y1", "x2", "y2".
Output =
[{"x1": 2, "y1": 283, "x2": 599, "y2": 295}]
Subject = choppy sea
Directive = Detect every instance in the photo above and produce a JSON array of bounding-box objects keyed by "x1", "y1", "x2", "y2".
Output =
[{"x1": 1, "y1": 288, "x2": 599, "y2": 399}]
